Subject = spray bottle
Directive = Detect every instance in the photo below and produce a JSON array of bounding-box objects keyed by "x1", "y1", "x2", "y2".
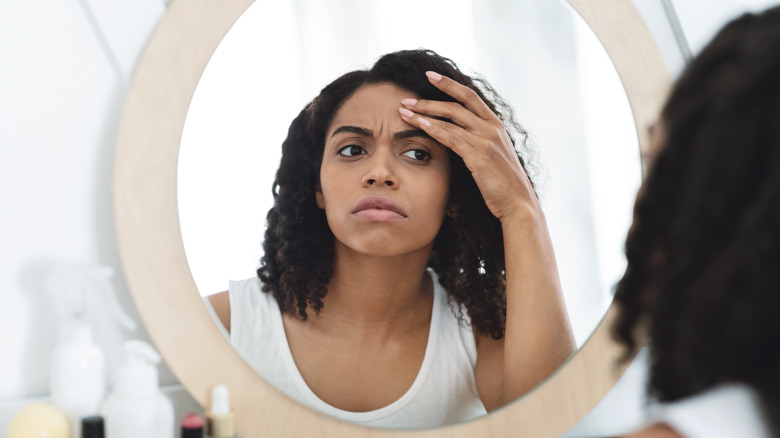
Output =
[
  {"x1": 100, "y1": 340, "x2": 174, "y2": 438},
  {"x1": 47, "y1": 263, "x2": 137, "y2": 438}
]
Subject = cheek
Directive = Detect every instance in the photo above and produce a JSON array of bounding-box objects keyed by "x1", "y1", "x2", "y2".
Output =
[
  {"x1": 431, "y1": 169, "x2": 452, "y2": 209},
  {"x1": 316, "y1": 165, "x2": 349, "y2": 212},
  {"x1": 419, "y1": 175, "x2": 451, "y2": 222},
  {"x1": 316, "y1": 163, "x2": 337, "y2": 209}
]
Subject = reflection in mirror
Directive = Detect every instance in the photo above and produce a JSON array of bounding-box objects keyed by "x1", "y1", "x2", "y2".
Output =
[{"x1": 178, "y1": 0, "x2": 640, "y2": 429}]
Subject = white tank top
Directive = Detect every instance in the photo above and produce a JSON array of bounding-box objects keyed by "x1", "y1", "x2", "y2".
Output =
[
  {"x1": 649, "y1": 383, "x2": 772, "y2": 438},
  {"x1": 228, "y1": 271, "x2": 488, "y2": 430}
]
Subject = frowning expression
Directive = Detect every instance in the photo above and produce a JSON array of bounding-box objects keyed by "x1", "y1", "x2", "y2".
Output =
[{"x1": 316, "y1": 83, "x2": 451, "y2": 258}]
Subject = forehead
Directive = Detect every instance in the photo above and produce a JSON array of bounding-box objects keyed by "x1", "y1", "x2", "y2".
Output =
[{"x1": 327, "y1": 83, "x2": 418, "y2": 135}]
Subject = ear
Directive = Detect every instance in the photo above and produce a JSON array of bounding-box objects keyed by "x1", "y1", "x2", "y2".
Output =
[{"x1": 447, "y1": 203, "x2": 461, "y2": 218}]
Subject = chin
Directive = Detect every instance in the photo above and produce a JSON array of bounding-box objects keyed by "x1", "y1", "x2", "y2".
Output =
[
  {"x1": 354, "y1": 242, "x2": 407, "y2": 257},
  {"x1": 336, "y1": 236, "x2": 432, "y2": 259}
]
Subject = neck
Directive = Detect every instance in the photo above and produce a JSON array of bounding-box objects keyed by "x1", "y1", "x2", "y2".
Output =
[{"x1": 318, "y1": 242, "x2": 434, "y2": 329}]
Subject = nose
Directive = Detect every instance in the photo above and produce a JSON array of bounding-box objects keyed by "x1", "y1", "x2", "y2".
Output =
[{"x1": 362, "y1": 150, "x2": 398, "y2": 189}]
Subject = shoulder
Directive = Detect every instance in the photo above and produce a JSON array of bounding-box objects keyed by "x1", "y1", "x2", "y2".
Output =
[
  {"x1": 207, "y1": 277, "x2": 266, "y2": 335},
  {"x1": 624, "y1": 423, "x2": 684, "y2": 438},
  {"x1": 208, "y1": 291, "x2": 230, "y2": 333}
]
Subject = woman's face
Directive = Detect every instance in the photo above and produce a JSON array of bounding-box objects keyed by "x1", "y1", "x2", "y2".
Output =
[{"x1": 316, "y1": 83, "x2": 452, "y2": 258}]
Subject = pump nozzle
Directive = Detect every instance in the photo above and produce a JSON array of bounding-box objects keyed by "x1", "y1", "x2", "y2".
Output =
[
  {"x1": 115, "y1": 340, "x2": 161, "y2": 397},
  {"x1": 125, "y1": 340, "x2": 161, "y2": 365}
]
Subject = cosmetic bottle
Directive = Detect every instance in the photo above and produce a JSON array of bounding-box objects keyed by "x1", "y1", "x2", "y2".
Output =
[
  {"x1": 81, "y1": 415, "x2": 105, "y2": 438},
  {"x1": 100, "y1": 340, "x2": 174, "y2": 438},
  {"x1": 47, "y1": 264, "x2": 137, "y2": 438},
  {"x1": 182, "y1": 413, "x2": 204, "y2": 438},
  {"x1": 50, "y1": 317, "x2": 104, "y2": 438},
  {"x1": 8, "y1": 403, "x2": 70, "y2": 438},
  {"x1": 205, "y1": 385, "x2": 237, "y2": 438}
]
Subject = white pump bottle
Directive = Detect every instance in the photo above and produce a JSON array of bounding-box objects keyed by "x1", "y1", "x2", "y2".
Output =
[{"x1": 100, "y1": 340, "x2": 174, "y2": 438}]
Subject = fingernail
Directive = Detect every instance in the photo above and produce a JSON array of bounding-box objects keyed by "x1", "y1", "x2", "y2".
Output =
[
  {"x1": 426, "y1": 71, "x2": 442, "y2": 82},
  {"x1": 418, "y1": 117, "x2": 431, "y2": 128},
  {"x1": 401, "y1": 98, "x2": 418, "y2": 106},
  {"x1": 399, "y1": 107, "x2": 414, "y2": 117}
]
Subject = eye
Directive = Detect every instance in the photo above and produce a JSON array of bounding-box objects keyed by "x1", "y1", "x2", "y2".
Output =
[
  {"x1": 401, "y1": 149, "x2": 431, "y2": 161},
  {"x1": 337, "y1": 145, "x2": 366, "y2": 157}
]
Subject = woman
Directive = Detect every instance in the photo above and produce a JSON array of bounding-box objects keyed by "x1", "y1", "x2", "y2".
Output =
[
  {"x1": 613, "y1": 6, "x2": 780, "y2": 437},
  {"x1": 209, "y1": 49, "x2": 574, "y2": 429}
]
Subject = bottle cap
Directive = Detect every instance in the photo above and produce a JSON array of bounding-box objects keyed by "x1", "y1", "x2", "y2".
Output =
[
  {"x1": 211, "y1": 385, "x2": 231, "y2": 414},
  {"x1": 206, "y1": 411, "x2": 236, "y2": 438},
  {"x1": 81, "y1": 416, "x2": 105, "y2": 438}
]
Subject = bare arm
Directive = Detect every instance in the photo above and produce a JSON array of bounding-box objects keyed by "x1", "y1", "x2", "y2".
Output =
[
  {"x1": 400, "y1": 71, "x2": 575, "y2": 410},
  {"x1": 623, "y1": 424, "x2": 684, "y2": 438},
  {"x1": 472, "y1": 204, "x2": 575, "y2": 410},
  {"x1": 208, "y1": 290, "x2": 231, "y2": 333},
  {"x1": 493, "y1": 208, "x2": 575, "y2": 406}
]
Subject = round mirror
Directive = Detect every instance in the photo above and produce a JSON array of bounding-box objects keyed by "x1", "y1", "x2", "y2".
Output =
[
  {"x1": 114, "y1": 0, "x2": 669, "y2": 435},
  {"x1": 179, "y1": 0, "x2": 640, "y2": 350}
]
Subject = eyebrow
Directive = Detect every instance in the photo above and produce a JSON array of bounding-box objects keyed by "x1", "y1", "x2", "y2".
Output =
[
  {"x1": 331, "y1": 125, "x2": 372, "y2": 138},
  {"x1": 330, "y1": 125, "x2": 434, "y2": 141},
  {"x1": 394, "y1": 129, "x2": 432, "y2": 141}
]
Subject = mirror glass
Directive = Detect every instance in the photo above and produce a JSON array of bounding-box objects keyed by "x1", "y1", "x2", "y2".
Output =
[{"x1": 178, "y1": 0, "x2": 640, "y2": 425}]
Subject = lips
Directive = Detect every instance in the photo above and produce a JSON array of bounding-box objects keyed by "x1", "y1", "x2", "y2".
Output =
[{"x1": 352, "y1": 196, "x2": 407, "y2": 221}]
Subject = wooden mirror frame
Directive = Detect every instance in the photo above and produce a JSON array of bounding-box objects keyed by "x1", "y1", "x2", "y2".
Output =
[{"x1": 114, "y1": 0, "x2": 670, "y2": 435}]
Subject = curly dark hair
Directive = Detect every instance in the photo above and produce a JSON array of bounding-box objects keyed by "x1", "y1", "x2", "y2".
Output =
[
  {"x1": 257, "y1": 49, "x2": 534, "y2": 339},
  {"x1": 612, "y1": 6, "x2": 780, "y2": 431}
]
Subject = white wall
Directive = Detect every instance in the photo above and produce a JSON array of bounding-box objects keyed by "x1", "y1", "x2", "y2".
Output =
[
  {"x1": 0, "y1": 0, "x2": 177, "y2": 416},
  {"x1": 1, "y1": 0, "x2": 778, "y2": 436}
]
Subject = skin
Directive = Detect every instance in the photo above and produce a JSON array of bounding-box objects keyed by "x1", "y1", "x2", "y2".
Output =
[
  {"x1": 623, "y1": 423, "x2": 684, "y2": 438},
  {"x1": 316, "y1": 83, "x2": 452, "y2": 262},
  {"x1": 210, "y1": 75, "x2": 576, "y2": 413}
]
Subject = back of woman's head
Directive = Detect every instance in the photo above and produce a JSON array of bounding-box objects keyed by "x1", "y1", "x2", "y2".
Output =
[
  {"x1": 613, "y1": 5, "x2": 780, "y2": 425},
  {"x1": 259, "y1": 49, "x2": 531, "y2": 339}
]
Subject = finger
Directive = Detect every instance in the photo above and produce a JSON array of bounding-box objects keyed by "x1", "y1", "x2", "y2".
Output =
[
  {"x1": 400, "y1": 111, "x2": 482, "y2": 158},
  {"x1": 425, "y1": 71, "x2": 496, "y2": 121},
  {"x1": 400, "y1": 98, "x2": 485, "y2": 132}
]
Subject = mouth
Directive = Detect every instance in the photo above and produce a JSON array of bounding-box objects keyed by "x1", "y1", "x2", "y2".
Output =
[{"x1": 352, "y1": 196, "x2": 407, "y2": 221}]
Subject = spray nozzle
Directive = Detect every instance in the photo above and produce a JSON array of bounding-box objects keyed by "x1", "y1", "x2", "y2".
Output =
[{"x1": 45, "y1": 262, "x2": 136, "y2": 332}]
